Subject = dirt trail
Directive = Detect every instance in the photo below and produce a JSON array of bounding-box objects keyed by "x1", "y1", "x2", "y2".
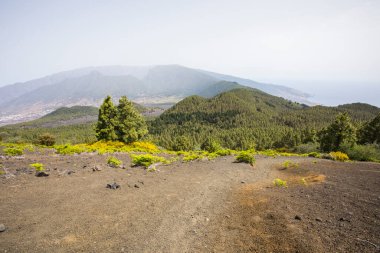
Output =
[{"x1": 1, "y1": 154, "x2": 379, "y2": 252}]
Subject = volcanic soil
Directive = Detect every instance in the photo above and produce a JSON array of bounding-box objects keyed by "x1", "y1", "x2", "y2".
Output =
[{"x1": 0, "y1": 152, "x2": 379, "y2": 252}]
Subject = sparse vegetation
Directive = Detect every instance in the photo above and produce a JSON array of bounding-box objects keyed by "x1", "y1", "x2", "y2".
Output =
[
  {"x1": 107, "y1": 156, "x2": 122, "y2": 168},
  {"x1": 308, "y1": 152, "x2": 320, "y2": 158},
  {"x1": 282, "y1": 160, "x2": 299, "y2": 169},
  {"x1": 273, "y1": 178, "x2": 287, "y2": 187},
  {"x1": 4, "y1": 147, "x2": 23, "y2": 156},
  {"x1": 329, "y1": 151, "x2": 349, "y2": 162},
  {"x1": 30, "y1": 163, "x2": 44, "y2": 171},
  {"x1": 235, "y1": 151, "x2": 255, "y2": 165},
  {"x1": 131, "y1": 154, "x2": 168, "y2": 168}
]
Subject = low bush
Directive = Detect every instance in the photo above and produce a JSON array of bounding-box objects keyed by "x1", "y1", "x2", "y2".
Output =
[
  {"x1": 54, "y1": 144, "x2": 86, "y2": 155},
  {"x1": 201, "y1": 138, "x2": 222, "y2": 153},
  {"x1": 341, "y1": 144, "x2": 380, "y2": 162},
  {"x1": 183, "y1": 153, "x2": 203, "y2": 162},
  {"x1": 321, "y1": 153, "x2": 333, "y2": 160},
  {"x1": 215, "y1": 149, "x2": 234, "y2": 156},
  {"x1": 107, "y1": 156, "x2": 122, "y2": 168},
  {"x1": 308, "y1": 152, "x2": 320, "y2": 158},
  {"x1": 4, "y1": 147, "x2": 23, "y2": 156},
  {"x1": 236, "y1": 151, "x2": 255, "y2": 165},
  {"x1": 30, "y1": 163, "x2": 44, "y2": 171},
  {"x1": 282, "y1": 160, "x2": 299, "y2": 169},
  {"x1": 293, "y1": 142, "x2": 319, "y2": 154},
  {"x1": 37, "y1": 133, "x2": 56, "y2": 146},
  {"x1": 131, "y1": 154, "x2": 167, "y2": 168},
  {"x1": 273, "y1": 178, "x2": 287, "y2": 187},
  {"x1": 329, "y1": 151, "x2": 349, "y2": 162}
]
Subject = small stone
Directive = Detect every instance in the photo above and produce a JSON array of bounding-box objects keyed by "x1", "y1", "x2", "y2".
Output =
[
  {"x1": 67, "y1": 170, "x2": 75, "y2": 175},
  {"x1": 93, "y1": 166, "x2": 102, "y2": 172},
  {"x1": 134, "y1": 184, "x2": 140, "y2": 188},
  {"x1": 106, "y1": 182, "x2": 120, "y2": 190},
  {"x1": 0, "y1": 224, "x2": 6, "y2": 232},
  {"x1": 35, "y1": 171, "x2": 49, "y2": 177},
  {"x1": 295, "y1": 215, "x2": 302, "y2": 220},
  {"x1": 241, "y1": 181, "x2": 246, "y2": 184},
  {"x1": 315, "y1": 218, "x2": 322, "y2": 222}
]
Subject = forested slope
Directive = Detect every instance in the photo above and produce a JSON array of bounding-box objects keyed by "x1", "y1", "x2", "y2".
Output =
[{"x1": 149, "y1": 88, "x2": 380, "y2": 150}]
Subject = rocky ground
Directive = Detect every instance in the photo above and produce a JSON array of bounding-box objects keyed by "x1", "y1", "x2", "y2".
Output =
[{"x1": 0, "y1": 152, "x2": 379, "y2": 253}]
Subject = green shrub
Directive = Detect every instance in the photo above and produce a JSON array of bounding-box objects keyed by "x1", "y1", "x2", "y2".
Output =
[
  {"x1": 293, "y1": 143, "x2": 319, "y2": 154},
  {"x1": 171, "y1": 136, "x2": 194, "y2": 151},
  {"x1": 329, "y1": 151, "x2": 349, "y2": 162},
  {"x1": 321, "y1": 153, "x2": 333, "y2": 160},
  {"x1": 236, "y1": 151, "x2": 255, "y2": 165},
  {"x1": 341, "y1": 144, "x2": 380, "y2": 162},
  {"x1": 107, "y1": 156, "x2": 122, "y2": 168},
  {"x1": 201, "y1": 138, "x2": 222, "y2": 153},
  {"x1": 131, "y1": 154, "x2": 167, "y2": 168},
  {"x1": 30, "y1": 163, "x2": 44, "y2": 171},
  {"x1": 4, "y1": 147, "x2": 23, "y2": 156},
  {"x1": 308, "y1": 152, "x2": 320, "y2": 158},
  {"x1": 282, "y1": 160, "x2": 298, "y2": 169},
  {"x1": 215, "y1": 149, "x2": 234, "y2": 156},
  {"x1": 54, "y1": 144, "x2": 86, "y2": 155},
  {"x1": 37, "y1": 133, "x2": 56, "y2": 146},
  {"x1": 183, "y1": 153, "x2": 203, "y2": 162},
  {"x1": 273, "y1": 178, "x2": 287, "y2": 187}
]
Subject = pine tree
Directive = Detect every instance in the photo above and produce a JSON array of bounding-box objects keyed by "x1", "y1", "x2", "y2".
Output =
[
  {"x1": 358, "y1": 113, "x2": 380, "y2": 144},
  {"x1": 318, "y1": 113, "x2": 356, "y2": 152},
  {"x1": 95, "y1": 96, "x2": 118, "y2": 141},
  {"x1": 115, "y1": 96, "x2": 148, "y2": 143}
]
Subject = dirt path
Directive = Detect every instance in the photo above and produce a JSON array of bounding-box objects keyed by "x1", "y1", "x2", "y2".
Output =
[{"x1": 1, "y1": 154, "x2": 379, "y2": 252}]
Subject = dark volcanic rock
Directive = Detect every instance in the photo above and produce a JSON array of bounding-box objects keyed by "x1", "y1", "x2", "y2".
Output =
[
  {"x1": 35, "y1": 171, "x2": 49, "y2": 177},
  {"x1": 106, "y1": 182, "x2": 120, "y2": 190}
]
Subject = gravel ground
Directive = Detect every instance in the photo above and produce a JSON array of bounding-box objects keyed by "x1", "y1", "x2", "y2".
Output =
[{"x1": 0, "y1": 153, "x2": 379, "y2": 253}]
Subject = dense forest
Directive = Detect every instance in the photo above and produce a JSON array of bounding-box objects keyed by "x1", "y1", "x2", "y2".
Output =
[{"x1": 149, "y1": 88, "x2": 380, "y2": 151}]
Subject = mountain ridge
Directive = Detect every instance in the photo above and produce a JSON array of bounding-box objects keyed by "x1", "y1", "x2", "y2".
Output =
[{"x1": 0, "y1": 65, "x2": 312, "y2": 125}]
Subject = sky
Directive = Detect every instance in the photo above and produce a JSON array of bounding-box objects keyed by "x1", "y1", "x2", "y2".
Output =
[{"x1": 0, "y1": 0, "x2": 379, "y2": 106}]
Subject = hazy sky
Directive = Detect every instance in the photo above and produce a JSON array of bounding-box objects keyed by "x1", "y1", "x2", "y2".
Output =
[{"x1": 0, "y1": 0, "x2": 379, "y2": 105}]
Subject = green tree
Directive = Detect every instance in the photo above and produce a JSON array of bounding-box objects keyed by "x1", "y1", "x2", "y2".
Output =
[
  {"x1": 115, "y1": 96, "x2": 148, "y2": 143},
  {"x1": 358, "y1": 113, "x2": 380, "y2": 144},
  {"x1": 95, "y1": 96, "x2": 118, "y2": 141},
  {"x1": 318, "y1": 113, "x2": 356, "y2": 152}
]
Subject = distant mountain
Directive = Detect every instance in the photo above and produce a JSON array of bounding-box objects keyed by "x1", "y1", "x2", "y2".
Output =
[
  {"x1": 150, "y1": 88, "x2": 380, "y2": 150},
  {"x1": 0, "y1": 65, "x2": 311, "y2": 125}
]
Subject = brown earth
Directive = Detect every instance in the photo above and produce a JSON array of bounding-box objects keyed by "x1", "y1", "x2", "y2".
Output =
[{"x1": 0, "y1": 152, "x2": 379, "y2": 253}]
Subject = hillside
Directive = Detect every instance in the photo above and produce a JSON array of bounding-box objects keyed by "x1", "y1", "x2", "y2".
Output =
[
  {"x1": 0, "y1": 65, "x2": 310, "y2": 125},
  {"x1": 0, "y1": 103, "x2": 154, "y2": 144},
  {"x1": 150, "y1": 88, "x2": 380, "y2": 150}
]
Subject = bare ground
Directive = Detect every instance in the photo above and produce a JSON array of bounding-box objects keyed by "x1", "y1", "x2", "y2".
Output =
[{"x1": 0, "y1": 152, "x2": 379, "y2": 253}]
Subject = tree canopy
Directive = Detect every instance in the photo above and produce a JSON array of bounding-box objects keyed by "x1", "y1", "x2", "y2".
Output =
[{"x1": 95, "y1": 96, "x2": 147, "y2": 143}]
